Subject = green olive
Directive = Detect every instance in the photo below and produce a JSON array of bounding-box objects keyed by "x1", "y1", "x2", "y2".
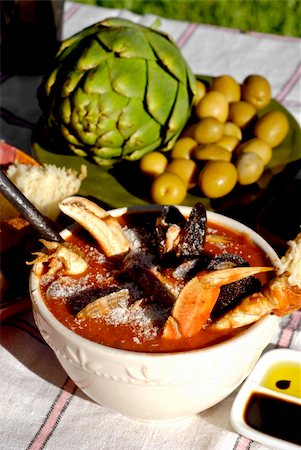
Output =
[
  {"x1": 236, "y1": 152, "x2": 264, "y2": 185},
  {"x1": 198, "y1": 160, "x2": 238, "y2": 198},
  {"x1": 210, "y1": 75, "x2": 241, "y2": 103},
  {"x1": 216, "y1": 135, "x2": 239, "y2": 152},
  {"x1": 193, "y1": 117, "x2": 224, "y2": 144},
  {"x1": 224, "y1": 121, "x2": 242, "y2": 140},
  {"x1": 228, "y1": 101, "x2": 257, "y2": 129},
  {"x1": 171, "y1": 137, "x2": 198, "y2": 159},
  {"x1": 195, "y1": 91, "x2": 229, "y2": 123},
  {"x1": 237, "y1": 138, "x2": 272, "y2": 166},
  {"x1": 151, "y1": 172, "x2": 187, "y2": 205},
  {"x1": 166, "y1": 158, "x2": 198, "y2": 189},
  {"x1": 194, "y1": 144, "x2": 232, "y2": 161},
  {"x1": 139, "y1": 151, "x2": 168, "y2": 178},
  {"x1": 254, "y1": 110, "x2": 289, "y2": 148},
  {"x1": 241, "y1": 74, "x2": 271, "y2": 110}
]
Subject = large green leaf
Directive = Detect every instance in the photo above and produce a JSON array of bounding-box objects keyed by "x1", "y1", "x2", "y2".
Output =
[{"x1": 33, "y1": 74, "x2": 301, "y2": 212}]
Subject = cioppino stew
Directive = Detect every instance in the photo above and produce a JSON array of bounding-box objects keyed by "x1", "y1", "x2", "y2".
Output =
[{"x1": 34, "y1": 202, "x2": 275, "y2": 353}]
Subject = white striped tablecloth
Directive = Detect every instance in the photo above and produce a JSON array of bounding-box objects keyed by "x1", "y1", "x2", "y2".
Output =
[{"x1": 0, "y1": 2, "x2": 300, "y2": 449}]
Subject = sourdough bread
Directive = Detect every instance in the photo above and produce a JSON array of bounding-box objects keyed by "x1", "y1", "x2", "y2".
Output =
[{"x1": 1, "y1": 163, "x2": 87, "y2": 220}]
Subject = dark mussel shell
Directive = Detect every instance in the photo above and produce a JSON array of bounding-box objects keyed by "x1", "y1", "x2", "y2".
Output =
[
  {"x1": 156, "y1": 205, "x2": 186, "y2": 259},
  {"x1": 207, "y1": 253, "x2": 248, "y2": 270},
  {"x1": 156, "y1": 203, "x2": 208, "y2": 261},
  {"x1": 174, "y1": 253, "x2": 251, "y2": 285},
  {"x1": 212, "y1": 276, "x2": 261, "y2": 318},
  {"x1": 158, "y1": 205, "x2": 186, "y2": 228},
  {"x1": 178, "y1": 202, "x2": 207, "y2": 257},
  {"x1": 208, "y1": 254, "x2": 262, "y2": 318}
]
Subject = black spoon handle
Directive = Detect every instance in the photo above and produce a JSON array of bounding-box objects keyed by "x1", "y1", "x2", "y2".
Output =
[{"x1": 0, "y1": 170, "x2": 63, "y2": 242}]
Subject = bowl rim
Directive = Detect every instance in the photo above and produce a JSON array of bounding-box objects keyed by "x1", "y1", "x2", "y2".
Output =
[{"x1": 29, "y1": 205, "x2": 281, "y2": 360}]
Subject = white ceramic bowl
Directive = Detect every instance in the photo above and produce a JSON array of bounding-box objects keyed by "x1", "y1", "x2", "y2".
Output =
[{"x1": 29, "y1": 206, "x2": 281, "y2": 421}]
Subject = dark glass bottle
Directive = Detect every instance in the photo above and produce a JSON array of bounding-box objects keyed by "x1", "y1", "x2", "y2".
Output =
[{"x1": 0, "y1": 0, "x2": 64, "y2": 75}]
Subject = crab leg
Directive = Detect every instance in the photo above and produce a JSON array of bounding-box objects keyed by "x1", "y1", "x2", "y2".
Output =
[
  {"x1": 162, "y1": 266, "x2": 274, "y2": 339},
  {"x1": 211, "y1": 233, "x2": 301, "y2": 330},
  {"x1": 28, "y1": 239, "x2": 88, "y2": 276},
  {"x1": 59, "y1": 196, "x2": 130, "y2": 258},
  {"x1": 211, "y1": 272, "x2": 301, "y2": 330}
]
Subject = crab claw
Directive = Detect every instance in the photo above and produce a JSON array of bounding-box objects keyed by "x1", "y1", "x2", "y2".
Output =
[
  {"x1": 211, "y1": 233, "x2": 301, "y2": 330},
  {"x1": 59, "y1": 196, "x2": 130, "y2": 258},
  {"x1": 211, "y1": 272, "x2": 301, "y2": 330},
  {"x1": 28, "y1": 239, "x2": 88, "y2": 276},
  {"x1": 162, "y1": 266, "x2": 274, "y2": 339}
]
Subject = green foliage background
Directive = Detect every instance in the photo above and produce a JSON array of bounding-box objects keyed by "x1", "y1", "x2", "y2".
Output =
[{"x1": 74, "y1": 0, "x2": 301, "y2": 37}]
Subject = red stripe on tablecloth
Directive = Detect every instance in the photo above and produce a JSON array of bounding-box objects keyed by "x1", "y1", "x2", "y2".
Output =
[
  {"x1": 286, "y1": 310, "x2": 301, "y2": 330},
  {"x1": 27, "y1": 377, "x2": 77, "y2": 450},
  {"x1": 276, "y1": 62, "x2": 301, "y2": 102},
  {"x1": 199, "y1": 23, "x2": 241, "y2": 35},
  {"x1": 234, "y1": 435, "x2": 251, "y2": 450},
  {"x1": 63, "y1": 3, "x2": 81, "y2": 23},
  {"x1": 277, "y1": 311, "x2": 301, "y2": 348},
  {"x1": 248, "y1": 31, "x2": 300, "y2": 43},
  {"x1": 177, "y1": 23, "x2": 198, "y2": 48}
]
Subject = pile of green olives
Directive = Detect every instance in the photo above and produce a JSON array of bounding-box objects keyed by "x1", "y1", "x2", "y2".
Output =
[{"x1": 139, "y1": 74, "x2": 289, "y2": 204}]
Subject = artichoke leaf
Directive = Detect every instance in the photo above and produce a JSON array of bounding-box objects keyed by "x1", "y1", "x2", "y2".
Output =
[
  {"x1": 96, "y1": 129, "x2": 124, "y2": 148},
  {"x1": 122, "y1": 119, "x2": 161, "y2": 154},
  {"x1": 187, "y1": 67, "x2": 198, "y2": 97},
  {"x1": 93, "y1": 155, "x2": 121, "y2": 166},
  {"x1": 70, "y1": 88, "x2": 99, "y2": 135},
  {"x1": 118, "y1": 98, "x2": 153, "y2": 139},
  {"x1": 100, "y1": 17, "x2": 145, "y2": 30},
  {"x1": 108, "y1": 58, "x2": 147, "y2": 99},
  {"x1": 61, "y1": 69, "x2": 85, "y2": 97},
  {"x1": 57, "y1": 24, "x2": 100, "y2": 58},
  {"x1": 71, "y1": 87, "x2": 99, "y2": 110},
  {"x1": 61, "y1": 124, "x2": 83, "y2": 146},
  {"x1": 43, "y1": 66, "x2": 60, "y2": 97},
  {"x1": 59, "y1": 98, "x2": 71, "y2": 125},
  {"x1": 98, "y1": 90, "x2": 129, "y2": 121},
  {"x1": 43, "y1": 40, "x2": 84, "y2": 97},
  {"x1": 124, "y1": 137, "x2": 162, "y2": 161},
  {"x1": 72, "y1": 128, "x2": 97, "y2": 146},
  {"x1": 146, "y1": 60, "x2": 178, "y2": 125},
  {"x1": 69, "y1": 144, "x2": 89, "y2": 157},
  {"x1": 83, "y1": 61, "x2": 112, "y2": 94},
  {"x1": 69, "y1": 91, "x2": 99, "y2": 145},
  {"x1": 164, "y1": 82, "x2": 190, "y2": 143},
  {"x1": 76, "y1": 38, "x2": 108, "y2": 71},
  {"x1": 98, "y1": 27, "x2": 156, "y2": 60},
  {"x1": 92, "y1": 146, "x2": 123, "y2": 158},
  {"x1": 82, "y1": 111, "x2": 100, "y2": 133},
  {"x1": 94, "y1": 116, "x2": 116, "y2": 135},
  {"x1": 70, "y1": 119, "x2": 98, "y2": 145},
  {"x1": 146, "y1": 29, "x2": 187, "y2": 82}
]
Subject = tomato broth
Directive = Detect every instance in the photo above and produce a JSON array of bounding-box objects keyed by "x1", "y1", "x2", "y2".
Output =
[{"x1": 39, "y1": 211, "x2": 273, "y2": 353}]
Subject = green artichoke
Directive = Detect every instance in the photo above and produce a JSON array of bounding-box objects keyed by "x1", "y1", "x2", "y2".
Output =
[{"x1": 38, "y1": 17, "x2": 197, "y2": 165}]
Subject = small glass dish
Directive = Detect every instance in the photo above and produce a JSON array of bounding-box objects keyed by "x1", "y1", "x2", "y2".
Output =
[{"x1": 231, "y1": 348, "x2": 301, "y2": 450}]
